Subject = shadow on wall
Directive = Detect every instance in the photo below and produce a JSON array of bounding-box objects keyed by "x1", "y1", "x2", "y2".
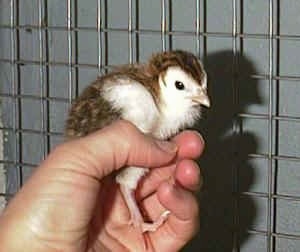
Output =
[{"x1": 184, "y1": 50, "x2": 262, "y2": 251}]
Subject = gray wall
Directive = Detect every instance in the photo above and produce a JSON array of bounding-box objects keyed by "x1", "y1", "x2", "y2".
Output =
[{"x1": 1, "y1": 0, "x2": 300, "y2": 251}]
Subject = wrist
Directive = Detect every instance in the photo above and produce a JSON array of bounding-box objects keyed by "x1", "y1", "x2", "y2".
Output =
[{"x1": 0, "y1": 211, "x2": 42, "y2": 252}]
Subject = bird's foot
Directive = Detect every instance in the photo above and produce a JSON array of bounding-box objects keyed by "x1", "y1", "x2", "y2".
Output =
[
  {"x1": 142, "y1": 210, "x2": 170, "y2": 232},
  {"x1": 120, "y1": 184, "x2": 170, "y2": 232},
  {"x1": 130, "y1": 209, "x2": 170, "y2": 251},
  {"x1": 119, "y1": 183, "x2": 170, "y2": 251}
]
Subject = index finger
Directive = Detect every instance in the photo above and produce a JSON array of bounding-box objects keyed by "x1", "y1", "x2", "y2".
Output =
[
  {"x1": 149, "y1": 181, "x2": 200, "y2": 250},
  {"x1": 172, "y1": 130, "x2": 205, "y2": 160},
  {"x1": 137, "y1": 130, "x2": 205, "y2": 198}
]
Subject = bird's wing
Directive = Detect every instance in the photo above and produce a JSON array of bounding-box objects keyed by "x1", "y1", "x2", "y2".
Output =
[{"x1": 102, "y1": 79, "x2": 159, "y2": 134}]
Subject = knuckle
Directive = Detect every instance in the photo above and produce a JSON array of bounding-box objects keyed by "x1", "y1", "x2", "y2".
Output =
[{"x1": 113, "y1": 120, "x2": 139, "y2": 135}]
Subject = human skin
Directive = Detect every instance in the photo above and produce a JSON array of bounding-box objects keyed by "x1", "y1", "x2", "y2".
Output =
[{"x1": 0, "y1": 120, "x2": 204, "y2": 252}]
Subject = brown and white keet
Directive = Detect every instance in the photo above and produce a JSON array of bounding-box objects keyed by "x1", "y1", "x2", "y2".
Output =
[{"x1": 65, "y1": 50, "x2": 210, "y2": 241}]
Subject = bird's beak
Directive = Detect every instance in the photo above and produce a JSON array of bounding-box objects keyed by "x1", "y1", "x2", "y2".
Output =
[{"x1": 191, "y1": 92, "x2": 211, "y2": 108}]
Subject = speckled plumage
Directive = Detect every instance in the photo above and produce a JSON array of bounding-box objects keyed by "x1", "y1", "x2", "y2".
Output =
[{"x1": 65, "y1": 80, "x2": 121, "y2": 138}]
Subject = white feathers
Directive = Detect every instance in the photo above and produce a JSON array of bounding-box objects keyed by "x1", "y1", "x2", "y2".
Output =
[
  {"x1": 102, "y1": 66, "x2": 207, "y2": 139},
  {"x1": 102, "y1": 67, "x2": 207, "y2": 188},
  {"x1": 154, "y1": 66, "x2": 204, "y2": 139},
  {"x1": 115, "y1": 166, "x2": 149, "y2": 189},
  {"x1": 102, "y1": 79, "x2": 159, "y2": 188},
  {"x1": 102, "y1": 78, "x2": 159, "y2": 134}
]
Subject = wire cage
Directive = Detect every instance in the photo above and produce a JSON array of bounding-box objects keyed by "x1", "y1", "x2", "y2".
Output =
[{"x1": 1, "y1": 0, "x2": 300, "y2": 251}]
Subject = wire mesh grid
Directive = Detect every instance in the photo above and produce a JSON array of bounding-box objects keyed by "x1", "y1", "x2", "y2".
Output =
[{"x1": 1, "y1": 0, "x2": 300, "y2": 251}]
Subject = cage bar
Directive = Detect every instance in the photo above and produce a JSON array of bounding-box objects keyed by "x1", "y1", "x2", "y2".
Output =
[
  {"x1": 67, "y1": 0, "x2": 73, "y2": 103},
  {"x1": 267, "y1": 1, "x2": 274, "y2": 251},
  {"x1": 128, "y1": 0, "x2": 134, "y2": 63},
  {"x1": 232, "y1": 0, "x2": 240, "y2": 250},
  {"x1": 9, "y1": 0, "x2": 22, "y2": 188},
  {"x1": 195, "y1": 0, "x2": 201, "y2": 58},
  {"x1": 96, "y1": 0, "x2": 102, "y2": 73},
  {"x1": 161, "y1": 0, "x2": 167, "y2": 51},
  {"x1": 38, "y1": 0, "x2": 47, "y2": 158}
]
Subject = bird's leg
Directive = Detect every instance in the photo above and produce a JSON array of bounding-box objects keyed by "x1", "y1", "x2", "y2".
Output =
[
  {"x1": 119, "y1": 184, "x2": 170, "y2": 233},
  {"x1": 116, "y1": 166, "x2": 170, "y2": 233},
  {"x1": 119, "y1": 184, "x2": 143, "y2": 228}
]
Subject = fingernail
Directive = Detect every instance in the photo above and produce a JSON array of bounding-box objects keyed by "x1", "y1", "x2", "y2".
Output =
[
  {"x1": 193, "y1": 166, "x2": 203, "y2": 192},
  {"x1": 194, "y1": 175, "x2": 203, "y2": 193},
  {"x1": 155, "y1": 140, "x2": 178, "y2": 154},
  {"x1": 195, "y1": 131, "x2": 205, "y2": 146},
  {"x1": 171, "y1": 183, "x2": 185, "y2": 200}
]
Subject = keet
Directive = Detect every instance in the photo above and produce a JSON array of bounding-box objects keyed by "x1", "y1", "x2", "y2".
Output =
[{"x1": 65, "y1": 50, "x2": 210, "y2": 240}]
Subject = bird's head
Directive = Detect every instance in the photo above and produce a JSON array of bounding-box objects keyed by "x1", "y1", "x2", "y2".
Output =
[{"x1": 148, "y1": 50, "x2": 210, "y2": 114}]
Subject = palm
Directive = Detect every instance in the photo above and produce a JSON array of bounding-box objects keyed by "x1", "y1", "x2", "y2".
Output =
[
  {"x1": 0, "y1": 125, "x2": 202, "y2": 252},
  {"x1": 82, "y1": 131, "x2": 202, "y2": 252},
  {"x1": 88, "y1": 163, "x2": 185, "y2": 251}
]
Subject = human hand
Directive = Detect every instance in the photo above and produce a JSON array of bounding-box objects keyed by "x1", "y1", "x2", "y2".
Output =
[{"x1": 0, "y1": 120, "x2": 204, "y2": 252}]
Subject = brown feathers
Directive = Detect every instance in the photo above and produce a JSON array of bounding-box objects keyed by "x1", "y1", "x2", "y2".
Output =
[
  {"x1": 148, "y1": 50, "x2": 205, "y2": 87},
  {"x1": 65, "y1": 79, "x2": 122, "y2": 138}
]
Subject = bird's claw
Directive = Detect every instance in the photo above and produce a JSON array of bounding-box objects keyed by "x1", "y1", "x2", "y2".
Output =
[{"x1": 131, "y1": 210, "x2": 171, "y2": 233}]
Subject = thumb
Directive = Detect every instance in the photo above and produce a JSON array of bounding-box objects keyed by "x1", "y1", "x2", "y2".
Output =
[
  {"x1": 46, "y1": 120, "x2": 178, "y2": 179},
  {"x1": 0, "y1": 121, "x2": 178, "y2": 252}
]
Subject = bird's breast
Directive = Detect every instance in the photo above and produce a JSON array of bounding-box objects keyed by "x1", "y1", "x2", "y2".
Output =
[
  {"x1": 102, "y1": 78, "x2": 160, "y2": 134},
  {"x1": 153, "y1": 105, "x2": 201, "y2": 139}
]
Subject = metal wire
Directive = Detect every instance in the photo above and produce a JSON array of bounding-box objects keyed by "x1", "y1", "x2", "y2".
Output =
[
  {"x1": 96, "y1": 0, "x2": 102, "y2": 73},
  {"x1": 67, "y1": 0, "x2": 73, "y2": 103},
  {"x1": 196, "y1": 0, "x2": 201, "y2": 58},
  {"x1": 3, "y1": 23, "x2": 300, "y2": 42},
  {"x1": 128, "y1": 0, "x2": 134, "y2": 63},
  {"x1": 161, "y1": 0, "x2": 167, "y2": 51},
  {"x1": 232, "y1": 0, "x2": 240, "y2": 250},
  {"x1": 267, "y1": 1, "x2": 274, "y2": 251},
  {"x1": 9, "y1": 0, "x2": 22, "y2": 188},
  {"x1": 38, "y1": 0, "x2": 47, "y2": 159}
]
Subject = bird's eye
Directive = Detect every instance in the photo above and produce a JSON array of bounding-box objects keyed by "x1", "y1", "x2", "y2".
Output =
[{"x1": 175, "y1": 81, "x2": 185, "y2": 90}]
